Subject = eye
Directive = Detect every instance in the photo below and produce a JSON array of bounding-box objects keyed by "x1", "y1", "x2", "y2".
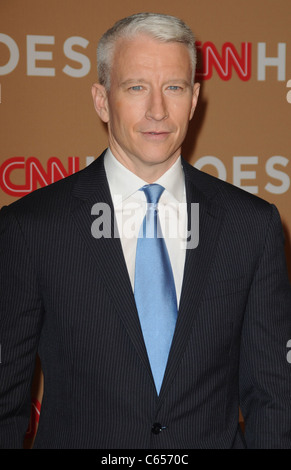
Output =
[
  {"x1": 129, "y1": 85, "x2": 144, "y2": 92},
  {"x1": 168, "y1": 85, "x2": 181, "y2": 91}
]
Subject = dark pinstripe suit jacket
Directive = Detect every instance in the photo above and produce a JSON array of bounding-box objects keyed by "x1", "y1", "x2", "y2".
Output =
[{"x1": 1, "y1": 151, "x2": 291, "y2": 448}]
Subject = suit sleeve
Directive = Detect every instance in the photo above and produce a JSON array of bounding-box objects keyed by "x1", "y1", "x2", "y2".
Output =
[
  {"x1": 239, "y1": 204, "x2": 291, "y2": 448},
  {"x1": 0, "y1": 205, "x2": 43, "y2": 448}
]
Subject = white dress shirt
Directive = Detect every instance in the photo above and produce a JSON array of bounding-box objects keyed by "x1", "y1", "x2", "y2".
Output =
[{"x1": 104, "y1": 148, "x2": 187, "y2": 306}]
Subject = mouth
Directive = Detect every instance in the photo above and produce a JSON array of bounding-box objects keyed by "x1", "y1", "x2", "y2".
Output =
[
  {"x1": 144, "y1": 131, "x2": 169, "y2": 134},
  {"x1": 141, "y1": 131, "x2": 171, "y2": 139}
]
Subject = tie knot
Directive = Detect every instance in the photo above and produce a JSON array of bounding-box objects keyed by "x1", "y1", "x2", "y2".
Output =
[{"x1": 141, "y1": 184, "x2": 165, "y2": 205}]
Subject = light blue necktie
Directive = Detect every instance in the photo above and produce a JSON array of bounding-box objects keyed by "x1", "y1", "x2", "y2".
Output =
[{"x1": 134, "y1": 184, "x2": 178, "y2": 394}]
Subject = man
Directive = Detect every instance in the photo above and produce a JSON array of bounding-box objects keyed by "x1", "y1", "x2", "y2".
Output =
[{"x1": 1, "y1": 12, "x2": 291, "y2": 449}]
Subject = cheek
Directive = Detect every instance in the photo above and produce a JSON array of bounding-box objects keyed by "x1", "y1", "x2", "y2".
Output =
[
  {"x1": 181, "y1": 104, "x2": 194, "y2": 127},
  {"x1": 170, "y1": 99, "x2": 193, "y2": 123},
  {"x1": 113, "y1": 100, "x2": 143, "y2": 127},
  {"x1": 109, "y1": 111, "x2": 138, "y2": 145}
]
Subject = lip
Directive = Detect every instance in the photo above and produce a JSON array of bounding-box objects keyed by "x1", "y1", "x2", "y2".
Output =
[{"x1": 141, "y1": 131, "x2": 171, "y2": 140}]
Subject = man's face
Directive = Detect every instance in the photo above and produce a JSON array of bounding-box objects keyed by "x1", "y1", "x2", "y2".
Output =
[{"x1": 92, "y1": 34, "x2": 200, "y2": 182}]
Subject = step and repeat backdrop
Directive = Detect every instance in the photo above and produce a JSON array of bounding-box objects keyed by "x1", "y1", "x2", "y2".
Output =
[{"x1": 1, "y1": 0, "x2": 290, "y2": 448}]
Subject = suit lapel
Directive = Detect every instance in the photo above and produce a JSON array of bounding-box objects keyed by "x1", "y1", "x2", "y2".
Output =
[
  {"x1": 70, "y1": 152, "x2": 152, "y2": 377},
  {"x1": 158, "y1": 160, "x2": 225, "y2": 401}
]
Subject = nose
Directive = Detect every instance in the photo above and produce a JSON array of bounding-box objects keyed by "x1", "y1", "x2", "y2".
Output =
[{"x1": 145, "y1": 90, "x2": 169, "y2": 121}]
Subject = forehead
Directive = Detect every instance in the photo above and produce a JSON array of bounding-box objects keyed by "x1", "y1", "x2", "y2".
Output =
[{"x1": 111, "y1": 34, "x2": 192, "y2": 81}]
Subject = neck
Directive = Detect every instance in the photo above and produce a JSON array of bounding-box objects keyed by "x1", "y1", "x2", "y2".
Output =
[{"x1": 108, "y1": 147, "x2": 181, "y2": 183}]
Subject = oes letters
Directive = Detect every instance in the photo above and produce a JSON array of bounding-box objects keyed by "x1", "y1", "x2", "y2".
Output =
[
  {"x1": 194, "y1": 155, "x2": 290, "y2": 195},
  {"x1": 0, "y1": 34, "x2": 90, "y2": 77}
]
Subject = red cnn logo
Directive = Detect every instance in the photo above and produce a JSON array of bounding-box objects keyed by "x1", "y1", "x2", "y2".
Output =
[
  {"x1": 196, "y1": 41, "x2": 252, "y2": 81},
  {"x1": 0, "y1": 156, "x2": 79, "y2": 197}
]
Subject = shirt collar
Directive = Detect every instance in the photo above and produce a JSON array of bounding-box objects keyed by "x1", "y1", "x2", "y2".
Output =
[{"x1": 104, "y1": 148, "x2": 185, "y2": 205}]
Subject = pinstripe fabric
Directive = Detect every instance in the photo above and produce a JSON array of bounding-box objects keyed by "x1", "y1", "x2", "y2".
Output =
[{"x1": 1, "y1": 151, "x2": 291, "y2": 448}]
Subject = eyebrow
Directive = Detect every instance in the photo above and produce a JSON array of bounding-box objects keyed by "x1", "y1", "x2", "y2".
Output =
[
  {"x1": 120, "y1": 79, "x2": 147, "y2": 88},
  {"x1": 120, "y1": 78, "x2": 192, "y2": 88}
]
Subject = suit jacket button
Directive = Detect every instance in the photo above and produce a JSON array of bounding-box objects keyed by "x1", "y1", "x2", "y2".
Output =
[{"x1": 152, "y1": 423, "x2": 163, "y2": 435}]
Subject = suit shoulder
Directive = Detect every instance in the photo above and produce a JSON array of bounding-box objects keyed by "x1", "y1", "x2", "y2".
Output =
[{"x1": 3, "y1": 171, "x2": 77, "y2": 214}]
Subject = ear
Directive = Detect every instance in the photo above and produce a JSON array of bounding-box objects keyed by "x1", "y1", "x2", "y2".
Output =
[
  {"x1": 189, "y1": 82, "x2": 200, "y2": 120},
  {"x1": 91, "y1": 83, "x2": 110, "y2": 123}
]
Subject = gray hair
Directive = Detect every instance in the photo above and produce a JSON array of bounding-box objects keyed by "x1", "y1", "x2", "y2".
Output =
[{"x1": 97, "y1": 12, "x2": 197, "y2": 90}]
